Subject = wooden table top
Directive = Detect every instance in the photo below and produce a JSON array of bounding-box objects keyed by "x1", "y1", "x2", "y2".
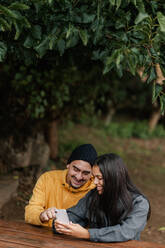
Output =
[{"x1": 0, "y1": 219, "x2": 164, "y2": 248}]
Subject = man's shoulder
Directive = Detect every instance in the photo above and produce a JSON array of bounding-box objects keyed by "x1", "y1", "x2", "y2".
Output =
[{"x1": 40, "y1": 169, "x2": 67, "y2": 180}]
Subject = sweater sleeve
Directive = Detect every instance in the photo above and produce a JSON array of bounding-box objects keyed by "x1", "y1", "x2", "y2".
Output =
[
  {"x1": 88, "y1": 195, "x2": 149, "y2": 242},
  {"x1": 25, "y1": 173, "x2": 49, "y2": 226},
  {"x1": 52, "y1": 192, "x2": 90, "y2": 234}
]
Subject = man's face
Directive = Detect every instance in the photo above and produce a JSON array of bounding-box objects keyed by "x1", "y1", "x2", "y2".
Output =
[{"x1": 66, "y1": 160, "x2": 92, "y2": 188}]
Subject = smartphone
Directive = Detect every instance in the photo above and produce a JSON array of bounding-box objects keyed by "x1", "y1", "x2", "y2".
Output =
[{"x1": 55, "y1": 209, "x2": 70, "y2": 224}]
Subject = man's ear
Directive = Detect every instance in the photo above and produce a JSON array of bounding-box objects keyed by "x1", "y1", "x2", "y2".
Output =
[{"x1": 66, "y1": 164, "x2": 69, "y2": 169}]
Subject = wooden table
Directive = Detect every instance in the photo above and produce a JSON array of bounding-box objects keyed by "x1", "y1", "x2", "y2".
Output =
[{"x1": 0, "y1": 219, "x2": 164, "y2": 248}]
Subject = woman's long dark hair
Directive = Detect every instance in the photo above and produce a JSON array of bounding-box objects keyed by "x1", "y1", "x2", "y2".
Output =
[{"x1": 88, "y1": 153, "x2": 151, "y2": 227}]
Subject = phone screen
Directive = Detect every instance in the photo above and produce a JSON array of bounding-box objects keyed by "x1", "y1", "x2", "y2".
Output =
[{"x1": 55, "y1": 209, "x2": 69, "y2": 224}]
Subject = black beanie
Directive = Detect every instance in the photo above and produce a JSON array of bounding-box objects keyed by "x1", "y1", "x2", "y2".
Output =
[{"x1": 67, "y1": 144, "x2": 97, "y2": 166}]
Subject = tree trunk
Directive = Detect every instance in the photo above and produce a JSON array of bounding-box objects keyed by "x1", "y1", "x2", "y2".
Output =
[
  {"x1": 104, "y1": 107, "x2": 116, "y2": 126},
  {"x1": 137, "y1": 65, "x2": 163, "y2": 132},
  {"x1": 0, "y1": 131, "x2": 50, "y2": 205},
  {"x1": 148, "y1": 101, "x2": 161, "y2": 132},
  {"x1": 47, "y1": 120, "x2": 58, "y2": 160},
  {"x1": 16, "y1": 132, "x2": 50, "y2": 205}
]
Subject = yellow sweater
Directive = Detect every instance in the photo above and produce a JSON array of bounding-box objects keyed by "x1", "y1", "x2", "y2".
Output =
[{"x1": 25, "y1": 169, "x2": 95, "y2": 227}]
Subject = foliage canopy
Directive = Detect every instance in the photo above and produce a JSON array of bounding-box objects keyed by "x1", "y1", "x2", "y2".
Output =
[
  {"x1": 1, "y1": 1, "x2": 165, "y2": 72},
  {"x1": 0, "y1": 0, "x2": 165, "y2": 136}
]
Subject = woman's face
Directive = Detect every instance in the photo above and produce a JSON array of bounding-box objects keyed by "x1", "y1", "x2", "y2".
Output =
[{"x1": 92, "y1": 165, "x2": 104, "y2": 194}]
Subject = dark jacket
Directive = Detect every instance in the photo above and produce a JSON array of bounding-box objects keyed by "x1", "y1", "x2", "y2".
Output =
[{"x1": 53, "y1": 190, "x2": 149, "y2": 243}]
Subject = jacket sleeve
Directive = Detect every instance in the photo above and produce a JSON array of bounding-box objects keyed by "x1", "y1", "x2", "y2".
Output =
[
  {"x1": 25, "y1": 173, "x2": 49, "y2": 226},
  {"x1": 52, "y1": 192, "x2": 91, "y2": 233},
  {"x1": 88, "y1": 195, "x2": 149, "y2": 242},
  {"x1": 66, "y1": 192, "x2": 90, "y2": 227}
]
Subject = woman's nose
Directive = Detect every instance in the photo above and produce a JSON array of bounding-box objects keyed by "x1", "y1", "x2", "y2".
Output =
[{"x1": 94, "y1": 177, "x2": 98, "y2": 185}]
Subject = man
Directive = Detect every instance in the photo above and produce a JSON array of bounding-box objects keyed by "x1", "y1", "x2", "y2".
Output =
[{"x1": 25, "y1": 144, "x2": 97, "y2": 227}]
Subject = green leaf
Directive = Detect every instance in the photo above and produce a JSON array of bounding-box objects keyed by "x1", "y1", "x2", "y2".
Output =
[
  {"x1": 160, "y1": 95, "x2": 165, "y2": 115},
  {"x1": 131, "y1": 0, "x2": 137, "y2": 6},
  {"x1": 109, "y1": 0, "x2": 121, "y2": 9},
  {"x1": 23, "y1": 35, "x2": 34, "y2": 48},
  {"x1": 157, "y1": 12, "x2": 165, "y2": 32},
  {"x1": 66, "y1": 23, "x2": 74, "y2": 39},
  {"x1": 0, "y1": 18, "x2": 11, "y2": 31},
  {"x1": 40, "y1": 91, "x2": 45, "y2": 97},
  {"x1": 152, "y1": 84, "x2": 162, "y2": 103},
  {"x1": 35, "y1": 37, "x2": 49, "y2": 57},
  {"x1": 57, "y1": 39, "x2": 65, "y2": 56},
  {"x1": 66, "y1": 35, "x2": 79, "y2": 48},
  {"x1": 82, "y1": 13, "x2": 95, "y2": 23},
  {"x1": 109, "y1": 0, "x2": 115, "y2": 6},
  {"x1": 160, "y1": 64, "x2": 165, "y2": 78},
  {"x1": 116, "y1": 65, "x2": 123, "y2": 77},
  {"x1": 135, "y1": 12, "x2": 149, "y2": 24},
  {"x1": 103, "y1": 53, "x2": 115, "y2": 74},
  {"x1": 22, "y1": 16, "x2": 31, "y2": 29},
  {"x1": 127, "y1": 55, "x2": 136, "y2": 75},
  {"x1": 146, "y1": 67, "x2": 156, "y2": 84},
  {"x1": 116, "y1": 0, "x2": 122, "y2": 10},
  {"x1": 49, "y1": 36, "x2": 57, "y2": 50},
  {"x1": 31, "y1": 25, "x2": 42, "y2": 40},
  {"x1": 66, "y1": 23, "x2": 72, "y2": 39},
  {"x1": 0, "y1": 41, "x2": 7, "y2": 62},
  {"x1": 134, "y1": 0, "x2": 145, "y2": 13},
  {"x1": 9, "y1": 2, "x2": 30, "y2": 10},
  {"x1": 79, "y1": 29, "x2": 88, "y2": 46},
  {"x1": 13, "y1": 20, "x2": 21, "y2": 40},
  {"x1": 116, "y1": 51, "x2": 124, "y2": 69},
  {"x1": 47, "y1": 0, "x2": 54, "y2": 5},
  {"x1": 0, "y1": 5, "x2": 18, "y2": 19}
]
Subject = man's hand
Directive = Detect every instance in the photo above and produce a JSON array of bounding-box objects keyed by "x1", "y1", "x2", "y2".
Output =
[
  {"x1": 40, "y1": 207, "x2": 56, "y2": 222},
  {"x1": 54, "y1": 220, "x2": 90, "y2": 239}
]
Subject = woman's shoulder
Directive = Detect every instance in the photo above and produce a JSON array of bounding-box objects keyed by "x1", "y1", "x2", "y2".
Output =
[
  {"x1": 132, "y1": 193, "x2": 150, "y2": 210},
  {"x1": 79, "y1": 188, "x2": 97, "y2": 205},
  {"x1": 82, "y1": 188, "x2": 96, "y2": 200}
]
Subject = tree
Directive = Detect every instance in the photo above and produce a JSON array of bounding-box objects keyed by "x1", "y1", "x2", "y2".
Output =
[{"x1": 1, "y1": 0, "x2": 165, "y2": 203}]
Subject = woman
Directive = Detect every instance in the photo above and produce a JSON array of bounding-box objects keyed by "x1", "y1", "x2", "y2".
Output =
[{"x1": 53, "y1": 153, "x2": 151, "y2": 242}]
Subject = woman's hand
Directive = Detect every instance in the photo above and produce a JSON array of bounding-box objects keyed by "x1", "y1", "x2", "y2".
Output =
[{"x1": 54, "y1": 220, "x2": 90, "y2": 239}]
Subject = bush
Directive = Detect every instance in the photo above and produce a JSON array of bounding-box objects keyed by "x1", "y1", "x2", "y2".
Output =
[
  {"x1": 105, "y1": 121, "x2": 165, "y2": 139},
  {"x1": 132, "y1": 121, "x2": 150, "y2": 139}
]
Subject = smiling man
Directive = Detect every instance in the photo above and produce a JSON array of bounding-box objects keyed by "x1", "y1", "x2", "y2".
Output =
[{"x1": 25, "y1": 144, "x2": 97, "y2": 227}]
